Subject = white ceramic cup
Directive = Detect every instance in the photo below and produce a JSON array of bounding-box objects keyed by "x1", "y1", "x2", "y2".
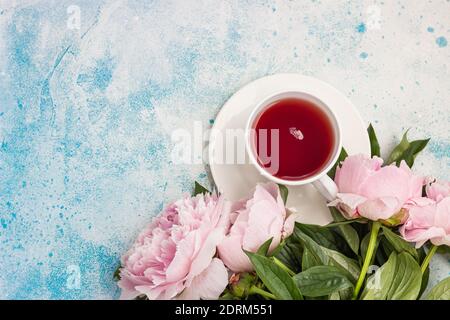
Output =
[{"x1": 245, "y1": 91, "x2": 341, "y2": 201}]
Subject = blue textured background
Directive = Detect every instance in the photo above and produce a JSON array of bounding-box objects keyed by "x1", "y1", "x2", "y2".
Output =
[{"x1": 0, "y1": 0, "x2": 449, "y2": 299}]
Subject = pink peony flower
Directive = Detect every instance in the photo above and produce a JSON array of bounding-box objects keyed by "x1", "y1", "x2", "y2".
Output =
[
  {"x1": 329, "y1": 154, "x2": 424, "y2": 222},
  {"x1": 426, "y1": 179, "x2": 450, "y2": 202},
  {"x1": 118, "y1": 194, "x2": 231, "y2": 300},
  {"x1": 217, "y1": 182, "x2": 293, "y2": 272},
  {"x1": 400, "y1": 180, "x2": 450, "y2": 248}
]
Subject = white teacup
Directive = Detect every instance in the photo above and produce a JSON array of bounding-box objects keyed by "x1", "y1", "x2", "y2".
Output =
[{"x1": 245, "y1": 91, "x2": 341, "y2": 201}]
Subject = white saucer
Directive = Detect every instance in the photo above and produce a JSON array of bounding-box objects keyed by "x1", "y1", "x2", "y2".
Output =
[{"x1": 209, "y1": 74, "x2": 370, "y2": 225}]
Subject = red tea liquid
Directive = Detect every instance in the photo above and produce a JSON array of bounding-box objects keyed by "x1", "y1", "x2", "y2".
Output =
[{"x1": 254, "y1": 98, "x2": 335, "y2": 180}]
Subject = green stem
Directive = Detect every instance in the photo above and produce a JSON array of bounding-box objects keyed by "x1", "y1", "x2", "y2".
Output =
[
  {"x1": 421, "y1": 244, "x2": 438, "y2": 274},
  {"x1": 273, "y1": 257, "x2": 295, "y2": 276},
  {"x1": 248, "y1": 285, "x2": 277, "y2": 300},
  {"x1": 352, "y1": 221, "x2": 381, "y2": 300}
]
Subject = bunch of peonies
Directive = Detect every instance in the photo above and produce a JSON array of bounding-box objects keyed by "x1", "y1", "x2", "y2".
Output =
[
  {"x1": 118, "y1": 154, "x2": 450, "y2": 300},
  {"x1": 118, "y1": 183, "x2": 294, "y2": 300}
]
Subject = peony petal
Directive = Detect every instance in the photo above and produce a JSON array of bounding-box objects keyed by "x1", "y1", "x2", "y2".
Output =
[
  {"x1": 431, "y1": 234, "x2": 450, "y2": 247},
  {"x1": 257, "y1": 182, "x2": 279, "y2": 201},
  {"x1": 360, "y1": 164, "x2": 423, "y2": 204},
  {"x1": 400, "y1": 198, "x2": 450, "y2": 248},
  {"x1": 407, "y1": 203, "x2": 437, "y2": 228},
  {"x1": 336, "y1": 193, "x2": 367, "y2": 210},
  {"x1": 165, "y1": 232, "x2": 196, "y2": 283},
  {"x1": 398, "y1": 161, "x2": 424, "y2": 199},
  {"x1": 217, "y1": 197, "x2": 232, "y2": 230},
  {"x1": 328, "y1": 193, "x2": 367, "y2": 219},
  {"x1": 283, "y1": 212, "x2": 301, "y2": 237},
  {"x1": 229, "y1": 208, "x2": 250, "y2": 235},
  {"x1": 335, "y1": 154, "x2": 383, "y2": 193},
  {"x1": 187, "y1": 228, "x2": 225, "y2": 282},
  {"x1": 207, "y1": 196, "x2": 231, "y2": 232},
  {"x1": 118, "y1": 271, "x2": 151, "y2": 300},
  {"x1": 135, "y1": 284, "x2": 165, "y2": 300},
  {"x1": 435, "y1": 197, "x2": 450, "y2": 232},
  {"x1": 405, "y1": 197, "x2": 435, "y2": 208},
  {"x1": 243, "y1": 199, "x2": 284, "y2": 251},
  {"x1": 231, "y1": 198, "x2": 248, "y2": 212},
  {"x1": 401, "y1": 225, "x2": 447, "y2": 248},
  {"x1": 426, "y1": 180, "x2": 450, "y2": 202},
  {"x1": 258, "y1": 182, "x2": 286, "y2": 213},
  {"x1": 217, "y1": 234, "x2": 252, "y2": 272},
  {"x1": 357, "y1": 197, "x2": 400, "y2": 220},
  {"x1": 160, "y1": 281, "x2": 186, "y2": 300},
  {"x1": 177, "y1": 258, "x2": 229, "y2": 300}
]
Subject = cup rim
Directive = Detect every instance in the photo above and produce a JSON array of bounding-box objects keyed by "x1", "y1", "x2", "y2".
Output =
[{"x1": 245, "y1": 90, "x2": 343, "y2": 186}]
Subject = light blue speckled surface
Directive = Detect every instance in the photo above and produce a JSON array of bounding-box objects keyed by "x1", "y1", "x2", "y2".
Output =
[{"x1": 0, "y1": 0, "x2": 448, "y2": 299}]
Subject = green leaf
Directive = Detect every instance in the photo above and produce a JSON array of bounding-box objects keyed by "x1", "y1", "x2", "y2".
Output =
[
  {"x1": 367, "y1": 124, "x2": 381, "y2": 157},
  {"x1": 381, "y1": 226, "x2": 419, "y2": 260},
  {"x1": 113, "y1": 265, "x2": 121, "y2": 281},
  {"x1": 386, "y1": 130, "x2": 430, "y2": 167},
  {"x1": 278, "y1": 184, "x2": 289, "y2": 205},
  {"x1": 323, "y1": 248, "x2": 361, "y2": 283},
  {"x1": 328, "y1": 207, "x2": 347, "y2": 223},
  {"x1": 374, "y1": 242, "x2": 388, "y2": 266},
  {"x1": 245, "y1": 251, "x2": 303, "y2": 300},
  {"x1": 329, "y1": 208, "x2": 360, "y2": 255},
  {"x1": 294, "y1": 224, "x2": 360, "y2": 282},
  {"x1": 274, "y1": 237, "x2": 303, "y2": 273},
  {"x1": 327, "y1": 147, "x2": 348, "y2": 179},
  {"x1": 360, "y1": 232, "x2": 370, "y2": 261},
  {"x1": 386, "y1": 252, "x2": 422, "y2": 299},
  {"x1": 361, "y1": 252, "x2": 422, "y2": 300},
  {"x1": 193, "y1": 181, "x2": 210, "y2": 196},
  {"x1": 326, "y1": 207, "x2": 367, "y2": 228},
  {"x1": 361, "y1": 252, "x2": 397, "y2": 300},
  {"x1": 325, "y1": 219, "x2": 363, "y2": 227},
  {"x1": 419, "y1": 264, "x2": 430, "y2": 298},
  {"x1": 329, "y1": 291, "x2": 341, "y2": 300},
  {"x1": 360, "y1": 232, "x2": 381, "y2": 264},
  {"x1": 387, "y1": 130, "x2": 410, "y2": 164},
  {"x1": 338, "y1": 287, "x2": 353, "y2": 300},
  {"x1": 293, "y1": 265, "x2": 354, "y2": 298},
  {"x1": 380, "y1": 236, "x2": 395, "y2": 257},
  {"x1": 417, "y1": 246, "x2": 427, "y2": 264},
  {"x1": 425, "y1": 277, "x2": 450, "y2": 300},
  {"x1": 302, "y1": 248, "x2": 320, "y2": 271},
  {"x1": 401, "y1": 138, "x2": 430, "y2": 168},
  {"x1": 257, "y1": 238, "x2": 273, "y2": 256},
  {"x1": 295, "y1": 223, "x2": 339, "y2": 251},
  {"x1": 436, "y1": 245, "x2": 450, "y2": 254},
  {"x1": 219, "y1": 291, "x2": 239, "y2": 300}
]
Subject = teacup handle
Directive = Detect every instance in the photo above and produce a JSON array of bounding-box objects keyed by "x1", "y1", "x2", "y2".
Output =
[{"x1": 312, "y1": 175, "x2": 338, "y2": 202}]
